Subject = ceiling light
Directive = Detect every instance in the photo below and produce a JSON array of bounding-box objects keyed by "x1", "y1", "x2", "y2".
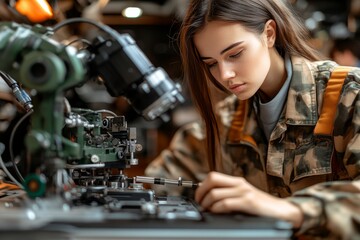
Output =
[{"x1": 122, "y1": 7, "x2": 143, "y2": 18}]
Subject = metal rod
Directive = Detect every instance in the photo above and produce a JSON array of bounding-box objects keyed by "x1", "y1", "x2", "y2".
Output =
[{"x1": 135, "y1": 176, "x2": 198, "y2": 189}]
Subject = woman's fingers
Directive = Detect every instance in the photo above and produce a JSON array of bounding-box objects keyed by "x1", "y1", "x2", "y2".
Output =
[
  {"x1": 200, "y1": 185, "x2": 244, "y2": 210},
  {"x1": 195, "y1": 172, "x2": 270, "y2": 215},
  {"x1": 195, "y1": 172, "x2": 246, "y2": 203},
  {"x1": 194, "y1": 172, "x2": 304, "y2": 228},
  {"x1": 209, "y1": 197, "x2": 249, "y2": 213}
]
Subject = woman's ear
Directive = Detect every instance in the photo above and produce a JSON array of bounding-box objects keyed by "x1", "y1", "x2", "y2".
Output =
[{"x1": 264, "y1": 19, "x2": 276, "y2": 48}]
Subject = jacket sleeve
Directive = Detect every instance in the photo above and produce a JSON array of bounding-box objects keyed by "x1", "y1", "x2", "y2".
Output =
[
  {"x1": 144, "y1": 121, "x2": 210, "y2": 197},
  {"x1": 287, "y1": 86, "x2": 360, "y2": 238},
  {"x1": 287, "y1": 180, "x2": 360, "y2": 238}
]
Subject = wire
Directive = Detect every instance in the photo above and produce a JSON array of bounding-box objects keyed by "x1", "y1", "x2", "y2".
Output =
[
  {"x1": 9, "y1": 109, "x2": 34, "y2": 183},
  {"x1": 0, "y1": 142, "x2": 23, "y2": 188},
  {"x1": 65, "y1": 38, "x2": 92, "y2": 49},
  {"x1": 52, "y1": 17, "x2": 121, "y2": 41},
  {"x1": 95, "y1": 109, "x2": 118, "y2": 117},
  {"x1": 0, "y1": 71, "x2": 15, "y2": 86}
]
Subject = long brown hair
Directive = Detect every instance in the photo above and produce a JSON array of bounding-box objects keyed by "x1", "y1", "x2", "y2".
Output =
[{"x1": 179, "y1": 0, "x2": 321, "y2": 171}]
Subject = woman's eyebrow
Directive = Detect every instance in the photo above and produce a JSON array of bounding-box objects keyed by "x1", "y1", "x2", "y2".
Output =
[
  {"x1": 220, "y1": 41, "x2": 243, "y2": 55},
  {"x1": 200, "y1": 41, "x2": 244, "y2": 60}
]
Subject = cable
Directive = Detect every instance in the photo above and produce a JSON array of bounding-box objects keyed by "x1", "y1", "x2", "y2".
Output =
[
  {"x1": 0, "y1": 142, "x2": 23, "y2": 188},
  {"x1": 65, "y1": 38, "x2": 92, "y2": 48},
  {"x1": 9, "y1": 109, "x2": 34, "y2": 183},
  {"x1": 52, "y1": 17, "x2": 112, "y2": 36},
  {"x1": 95, "y1": 109, "x2": 118, "y2": 117},
  {"x1": 52, "y1": 17, "x2": 122, "y2": 42}
]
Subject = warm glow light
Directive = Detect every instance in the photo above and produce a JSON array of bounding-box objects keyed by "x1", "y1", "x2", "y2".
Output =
[
  {"x1": 15, "y1": 0, "x2": 54, "y2": 23},
  {"x1": 122, "y1": 7, "x2": 143, "y2": 18}
]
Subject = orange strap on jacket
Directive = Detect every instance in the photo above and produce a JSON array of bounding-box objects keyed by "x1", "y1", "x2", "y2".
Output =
[
  {"x1": 228, "y1": 100, "x2": 247, "y2": 142},
  {"x1": 227, "y1": 100, "x2": 257, "y2": 146},
  {"x1": 313, "y1": 66, "x2": 352, "y2": 135}
]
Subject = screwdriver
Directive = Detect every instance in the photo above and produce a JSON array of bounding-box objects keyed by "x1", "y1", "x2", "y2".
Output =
[{"x1": 135, "y1": 176, "x2": 199, "y2": 189}]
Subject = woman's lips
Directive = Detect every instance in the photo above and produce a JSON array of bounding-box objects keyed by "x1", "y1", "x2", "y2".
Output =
[{"x1": 229, "y1": 83, "x2": 246, "y2": 94}]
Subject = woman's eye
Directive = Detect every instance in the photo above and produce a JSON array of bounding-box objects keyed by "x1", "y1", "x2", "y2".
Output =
[
  {"x1": 205, "y1": 62, "x2": 217, "y2": 68},
  {"x1": 229, "y1": 51, "x2": 242, "y2": 59}
]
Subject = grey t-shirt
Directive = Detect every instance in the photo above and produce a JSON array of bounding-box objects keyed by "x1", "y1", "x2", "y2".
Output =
[{"x1": 258, "y1": 55, "x2": 292, "y2": 140}]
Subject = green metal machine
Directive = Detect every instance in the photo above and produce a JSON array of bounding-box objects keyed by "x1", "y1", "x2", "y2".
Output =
[{"x1": 0, "y1": 19, "x2": 184, "y2": 199}]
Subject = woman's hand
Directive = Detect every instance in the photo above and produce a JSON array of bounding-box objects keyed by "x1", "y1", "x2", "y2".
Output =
[{"x1": 195, "y1": 172, "x2": 304, "y2": 228}]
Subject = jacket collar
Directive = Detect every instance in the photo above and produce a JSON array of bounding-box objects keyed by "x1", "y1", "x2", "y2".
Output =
[{"x1": 284, "y1": 57, "x2": 318, "y2": 126}]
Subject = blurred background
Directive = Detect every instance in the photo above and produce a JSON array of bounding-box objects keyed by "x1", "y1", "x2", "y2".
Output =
[{"x1": 0, "y1": 0, "x2": 359, "y2": 177}]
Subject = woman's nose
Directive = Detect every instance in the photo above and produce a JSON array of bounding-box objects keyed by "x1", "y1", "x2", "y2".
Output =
[{"x1": 219, "y1": 63, "x2": 236, "y2": 81}]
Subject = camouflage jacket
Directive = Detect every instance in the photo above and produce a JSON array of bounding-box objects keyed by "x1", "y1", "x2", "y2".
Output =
[{"x1": 145, "y1": 57, "x2": 360, "y2": 239}]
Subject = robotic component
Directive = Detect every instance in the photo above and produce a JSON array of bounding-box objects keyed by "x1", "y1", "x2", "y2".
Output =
[
  {"x1": 0, "y1": 19, "x2": 184, "y2": 199},
  {"x1": 64, "y1": 109, "x2": 141, "y2": 167},
  {"x1": 90, "y1": 33, "x2": 183, "y2": 122},
  {"x1": 63, "y1": 109, "x2": 143, "y2": 188},
  {"x1": 0, "y1": 71, "x2": 33, "y2": 112},
  {"x1": 53, "y1": 18, "x2": 185, "y2": 122}
]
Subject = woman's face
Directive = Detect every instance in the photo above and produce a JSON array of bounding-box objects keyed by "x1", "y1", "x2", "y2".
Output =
[{"x1": 194, "y1": 20, "x2": 272, "y2": 100}]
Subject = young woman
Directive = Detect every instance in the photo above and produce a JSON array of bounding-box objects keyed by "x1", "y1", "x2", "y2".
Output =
[{"x1": 146, "y1": 0, "x2": 360, "y2": 238}]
